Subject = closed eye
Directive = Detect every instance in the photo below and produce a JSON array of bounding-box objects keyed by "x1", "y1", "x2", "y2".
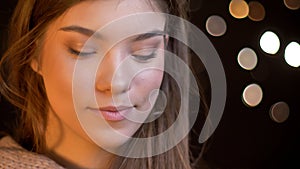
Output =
[
  {"x1": 131, "y1": 48, "x2": 157, "y2": 62},
  {"x1": 68, "y1": 47, "x2": 97, "y2": 57}
]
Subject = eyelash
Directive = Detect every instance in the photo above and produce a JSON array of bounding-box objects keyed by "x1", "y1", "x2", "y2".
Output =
[
  {"x1": 68, "y1": 48, "x2": 96, "y2": 57},
  {"x1": 132, "y1": 51, "x2": 157, "y2": 61},
  {"x1": 68, "y1": 47, "x2": 158, "y2": 61}
]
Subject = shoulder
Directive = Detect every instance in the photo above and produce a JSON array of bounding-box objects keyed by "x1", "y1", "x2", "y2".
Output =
[{"x1": 0, "y1": 136, "x2": 64, "y2": 169}]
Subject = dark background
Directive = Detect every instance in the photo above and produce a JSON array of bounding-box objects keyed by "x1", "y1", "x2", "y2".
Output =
[{"x1": 1, "y1": 0, "x2": 299, "y2": 169}]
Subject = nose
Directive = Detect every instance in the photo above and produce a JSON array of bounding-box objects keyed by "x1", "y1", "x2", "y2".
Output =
[{"x1": 95, "y1": 48, "x2": 130, "y2": 95}]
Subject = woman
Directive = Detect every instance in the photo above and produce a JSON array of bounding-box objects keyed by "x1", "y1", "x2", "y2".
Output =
[{"x1": 0, "y1": 0, "x2": 208, "y2": 168}]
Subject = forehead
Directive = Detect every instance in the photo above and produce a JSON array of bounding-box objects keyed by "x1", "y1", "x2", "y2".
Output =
[
  {"x1": 44, "y1": 0, "x2": 166, "y2": 44},
  {"x1": 54, "y1": 0, "x2": 163, "y2": 31}
]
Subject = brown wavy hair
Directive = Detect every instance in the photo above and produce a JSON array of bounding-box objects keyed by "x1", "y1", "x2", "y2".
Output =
[{"x1": 0, "y1": 0, "x2": 208, "y2": 168}]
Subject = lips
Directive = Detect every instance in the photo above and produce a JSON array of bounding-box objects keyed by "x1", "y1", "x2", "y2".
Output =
[
  {"x1": 99, "y1": 106, "x2": 130, "y2": 112},
  {"x1": 89, "y1": 106, "x2": 133, "y2": 121}
]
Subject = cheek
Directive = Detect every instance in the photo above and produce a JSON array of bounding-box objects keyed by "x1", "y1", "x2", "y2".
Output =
[
  {"x1": 40, "y1": 39, "x2": 77, "y2": 117},
  {"x1": 43, "y1": 63, "x2": 74, "y2": 108},
  {"x1": 130, "y1": 69, "x2": 164, "y2": 105}
]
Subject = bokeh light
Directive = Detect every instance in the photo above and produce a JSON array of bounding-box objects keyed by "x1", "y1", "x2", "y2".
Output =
[
  {"x1": 248, "y1": 1, "x2": 266, "y2": 21},
  {"x1": 242, "y1": 83, "x2": 263, "y2": 107},
  {"x1": 229, "y1": 0, "x2": 249, "y2": 19},
  {"x1": 269, "y1": 102, "x2": 290, "y2": 123},
  {"x1": 260, "y1": 31, "x2": 281, "y2": 55},
  {"x1": 284, "y1": 41, "x2": 300, "y2": 67},
  {"x1": 284, "y1": 0, "x2": 300, "y2": 10},
  {"x1": 206, "y1": 15, "x2": 227, "y2": 37},
  {"x1": 237, "y1": 47, "x2": 258, "y2": 70}
]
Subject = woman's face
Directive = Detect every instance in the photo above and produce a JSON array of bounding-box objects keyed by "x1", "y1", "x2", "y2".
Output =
[{"x1": 37, "y1": 0, "x2": 166, "y2": 150}]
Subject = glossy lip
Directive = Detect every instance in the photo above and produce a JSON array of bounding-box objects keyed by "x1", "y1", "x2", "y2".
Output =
[{"x1": 88, "y1": 106, "x2": 133, "y2": 121}]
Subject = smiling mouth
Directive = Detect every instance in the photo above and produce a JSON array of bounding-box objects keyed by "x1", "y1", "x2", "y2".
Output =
[{"x1": 88, "y1": 106, "x2": 133, "y2": 121}]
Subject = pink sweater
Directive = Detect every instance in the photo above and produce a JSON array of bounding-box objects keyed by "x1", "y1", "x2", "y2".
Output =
[{"x1": 0, "y1": 136, "x2": 64, "y2": 168}]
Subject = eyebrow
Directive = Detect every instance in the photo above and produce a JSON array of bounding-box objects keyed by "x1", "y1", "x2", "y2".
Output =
[
  {"x1": 59, "y1": 25, "x2": 100, "y2": 38},
  {"x1": 59, "y1": 25, "x2": 165, "y2": 41},
  {"x1": 133, "y1": 30, "x2": 165, "y2": 41}
]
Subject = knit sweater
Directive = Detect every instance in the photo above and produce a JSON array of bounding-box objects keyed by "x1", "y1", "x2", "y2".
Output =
[{"x1": 0, "y1": 136, "x2": 64, "y2": 169}]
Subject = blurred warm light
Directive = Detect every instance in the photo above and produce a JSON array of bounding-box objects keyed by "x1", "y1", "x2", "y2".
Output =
[
  {"x1": 237, "y1": 47, "x2": 258, "y2": 70},
  {"x1": 284, "y1": 41, "x2": 300, "y2": 67},
  {"x1": 248, "y1": 1, "x2": 265, "y2": 21},
  {"x1": 206, "y1": 15, "x2": 227, "y2": 37},
  {"x1": 260, "y1": 31, "x2": 281, "y2": 55},
  {"x1": 242, "y1": 84, "x2": 263, "y2": 107},
  {"x1": 269, "y1": 102, "x2": 290, "y2": 123},
  {"x1": 284, "y1": 0, "x2": 300, "y2": 10},
  {"x1": 229, "y1": 0, "x2": 249, "y2": 19}
]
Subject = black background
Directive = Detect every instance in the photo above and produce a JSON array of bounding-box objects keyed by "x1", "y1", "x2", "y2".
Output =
[{"x1": 1, "y1": 0, "x2": 299, "y2": 168}]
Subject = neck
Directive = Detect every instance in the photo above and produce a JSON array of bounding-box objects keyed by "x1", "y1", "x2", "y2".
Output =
[{"x1": 45, "y1": 109, "x2": 114, "y2": 169}]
